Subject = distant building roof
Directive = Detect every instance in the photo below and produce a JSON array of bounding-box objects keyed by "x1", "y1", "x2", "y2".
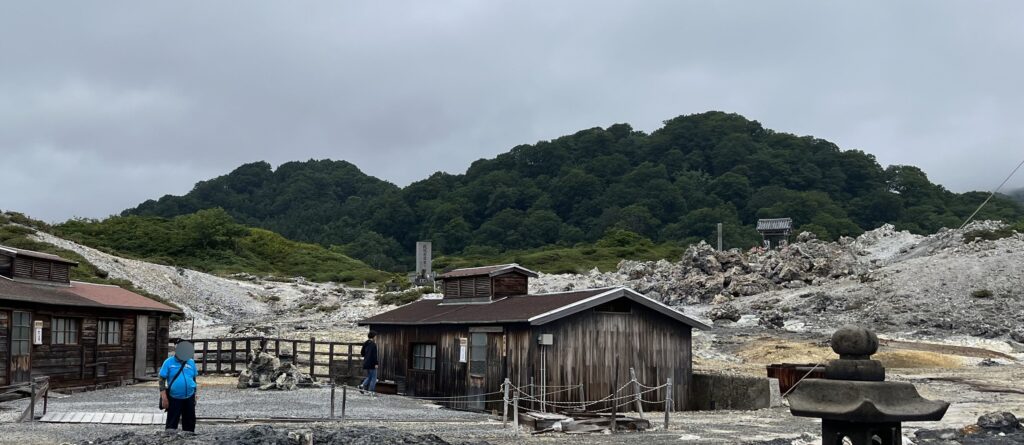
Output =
[
  {"x1": 0, "y1": 277, "x2": 181, "y2": 314},
  {"x1": 439, "y1": 264, "x2": 539, "y2": 279},
  {"x1": 0, "y1": 245, "x2": 79, "y2": 266},
  {"x1": 360, "y1": 286, "x2": 710, "y2": 329},
  {"x1": 756, "y1": 218, "x2": 794, "y2": 232}
]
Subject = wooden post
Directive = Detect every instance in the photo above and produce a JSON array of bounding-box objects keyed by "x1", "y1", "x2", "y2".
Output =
[
  {"x1": 502, "y1": 378, "x2": 510, "y2": 427},
  {"x1": 246, "y1": 339, "x2": 252, "y2": 364},
  {"x1": 341, "y1": 385, "x2": 348, "y2": 419},
  {"x1": 202, "y1": 341, "x2": 208, "y2": 373},
  {"x1": 512, "y1": 394, "x2": 519, "y2": 437},
  {"x1": 216, "y1": 340, "x2": 222, "y2": 372},
  {"x1": 578, "y1": 383, "x2": 585, "y2": 411},
  {"x1": 347, "y1": 344, "x2": 354, "y2": 379},
  {"x1": 611, "y1": 356, "x2": 618, "y2": 434},
  {"x1": 630, "y1": 367, "x2": 645, "y2": 420},
  {"x1": 275, "y1": 339, "x2": 280, "y2": 355},
  {"x1": 231, "y1": 340, "x2": 237, "y2": 373},
  {"x1": 330, "y1": 383, "x2": 336, "y2": 419},
  {"x1": 28, "y1": 381, "x2": 36, "y2": 422},
  {"x1": 328, "y1": 343, "x2": 335, "y2": 382},
  {"x1": 528, "y1": 376, "x2": 534, "y2": 411},
  {"x1": 309, "y1": 337, "x2": 316, "y2": 377},
  {"x1": 664, "y1": 378, "x2": 672, "y2": 430}
]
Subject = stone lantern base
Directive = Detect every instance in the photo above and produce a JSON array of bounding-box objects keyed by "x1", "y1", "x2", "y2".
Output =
[{"x1": 823, "y1": 419, "x2": 901, "y2": 445}]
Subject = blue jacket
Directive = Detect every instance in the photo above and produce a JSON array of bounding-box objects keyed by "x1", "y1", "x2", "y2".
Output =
[{"x1": 159, "y1": 357, "x2": 197, "y2": 399}]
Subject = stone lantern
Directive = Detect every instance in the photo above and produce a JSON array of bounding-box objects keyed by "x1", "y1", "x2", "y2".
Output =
[{"x1": 788, "y1": 326, "x2": 949, "y2": 445}]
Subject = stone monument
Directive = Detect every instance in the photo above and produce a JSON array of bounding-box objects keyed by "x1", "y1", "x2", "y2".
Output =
[{"x1": 788, "y1": 325, "x2": 949, "y2": 445}]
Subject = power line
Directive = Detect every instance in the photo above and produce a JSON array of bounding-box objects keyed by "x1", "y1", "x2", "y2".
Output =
[{"x1": 957, "y1": 156, "x2": 1024, "y2": 230}]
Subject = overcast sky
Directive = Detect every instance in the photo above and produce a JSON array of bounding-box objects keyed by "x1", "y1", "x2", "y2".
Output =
[{"x1": 2, "y1": 2, "x2": 1023, "y2": 222}]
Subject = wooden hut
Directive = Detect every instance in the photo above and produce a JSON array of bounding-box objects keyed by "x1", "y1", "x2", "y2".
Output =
[
  {"x1": 0, "y1": 245, "x2": 180, "y2": 389},
  {"x1": 359, "y1": 264, "x2": 709, "y2": 411},
  {"x1": 756, "y1": 218, "x2": 793, "y2": 249}
]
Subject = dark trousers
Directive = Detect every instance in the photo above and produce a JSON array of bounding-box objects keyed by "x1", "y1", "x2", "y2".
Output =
[{"x1": 165, "y1": 396, "x2": 196, "y2": 432}]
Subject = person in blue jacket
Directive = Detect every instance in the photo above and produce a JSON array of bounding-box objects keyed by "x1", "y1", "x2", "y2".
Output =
[{"x1": 160, "y1": 340, "x2": 198, "y2": 432}]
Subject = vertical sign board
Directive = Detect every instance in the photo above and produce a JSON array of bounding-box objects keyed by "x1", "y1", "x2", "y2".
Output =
[
  {"x1": 458, "y1": 338, "x2": 468, "y2": 363},
  {"x1": 33, "y1": 320, "x2": 43, "y2": 345},
  {"x1": 415, "y1": 241, "x2": 432, "y2": 278}
]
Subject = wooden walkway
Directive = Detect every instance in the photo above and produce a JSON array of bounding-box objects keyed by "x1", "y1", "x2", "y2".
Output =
[{"x1": 39, "y1": 412, "x2": 167, "y2": 425}]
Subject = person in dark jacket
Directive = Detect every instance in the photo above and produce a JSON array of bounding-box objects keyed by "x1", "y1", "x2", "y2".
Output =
[{"x1": 358, "y1": 331, "x2": 379, "y2": 394}]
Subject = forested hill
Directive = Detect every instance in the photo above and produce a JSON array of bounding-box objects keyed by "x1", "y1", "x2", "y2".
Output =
[{"x1": 121, "y1": 112, "x2": 1024, "y2": 271}]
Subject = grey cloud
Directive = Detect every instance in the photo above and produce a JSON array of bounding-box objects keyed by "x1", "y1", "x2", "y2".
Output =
[{"x1": 1, "y1": 1, "x2": 1022, "y2": 222}]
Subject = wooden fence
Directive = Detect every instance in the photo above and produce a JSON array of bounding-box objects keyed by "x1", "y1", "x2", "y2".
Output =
[
  {"x1": 170, "y1": 337, "x2": 363, "y2": 381},
  {"x1": 0, "y1": 376, "x2": 50, "y2": 422}
]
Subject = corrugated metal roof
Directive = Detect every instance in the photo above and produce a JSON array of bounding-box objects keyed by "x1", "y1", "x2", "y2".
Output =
[
  {"x1": 0, "y1": 277, "x2": 180, "y2": 313},
  {"x1": 756, "y1": 218, "x2": 793, "y2": 232},
  {"x1": 0, "y1": 245, "x2": 79, "y2": 265},
  {"x1": 360, "y1": 287, "x2": 710, "y2": 329},
  {"x1": 439, "y1": 264, "x2": 539, "y2": 279}
]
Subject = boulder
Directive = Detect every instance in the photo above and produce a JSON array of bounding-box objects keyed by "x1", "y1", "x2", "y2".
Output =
[{"x1": 706, "y1": 304, "x2": 741, "y2": 322}]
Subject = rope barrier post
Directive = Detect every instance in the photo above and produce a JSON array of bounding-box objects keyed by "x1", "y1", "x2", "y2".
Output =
[
  {"x1": 664, "y1": 378, "x2": 672, "y2": 430},
  {"x1": 528, "y1": 376, "x2": 534, "y2": 411},
  {"x1": 502, "y1": 378, "x2": 510, "y2": 428},
  {"x1": 28, "y1": 381, "x2": 36, "y2": 422},
  {"x1": 630, "y1": 367, "x2": 645, "y2": 420},
  {"x1": 578, "y1": 383, "x2": 585, "y2": 411},
  {"x1": 341, "y1": 385, "x2": 347, "y2": 420},
  {"x1": 513, "y1": 393, "x2": 520, "y2": 437},
  {"x1": 330, "y1": 383, "x2": 336, "y2": 419},
  {"x1": 611, "y1": 356, "x2": 618, "y2": 434}
]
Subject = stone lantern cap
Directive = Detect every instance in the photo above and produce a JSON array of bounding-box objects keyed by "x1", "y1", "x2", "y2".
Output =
[{"x1": 789, "y1": 325, "x2": 949, "y2": 423}]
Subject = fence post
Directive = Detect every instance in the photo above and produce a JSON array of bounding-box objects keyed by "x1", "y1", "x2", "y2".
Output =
[
  {"x1": 502, "y1": 378, "x2": 510, "y2": 427},
  {"x1": 28, "y1": 381, "x2": 36, "y2": 422},
  {"x1": 216, "y1": 340, "x2": 222, "y2": 372},
  {"x1": 630, "y1": 367, "x2": 645, "y2": 420},
  {"x1": 611, "y1": 356, "x2": 618, "y2": 434},
  {"x1": 330, "y1": 383, "x2": 336, "y2": 419},
  {"x1": 341, "y1": 385, "x2": 348, "y2": 419},
  {"x1": 347, "y1": 344, "x2": 355, "y2": 379},
  {"x1": 201, "y1": 341, "x2": 208, "y2": 373},
  {"x1": 577, "y1": 382, "x2": 585, "y2": 411},
  {"x1": 528, "y1": 376, "x2": 534, "y2": 411},
  {"x1": 231, "y1": 340, "x2": 237, "y2": 373},
  {"x1": 328, "y1": 343, "x2": 335, "y2": 382},
  {"x1": 512, "y1": 394, "x2": 519, "y2": 437},
  {"x1": 310, "y1": 337, "x2": 316, "y2": 377},
  {"x1": 664, "y1": 378, "x2": 672, "y2": 430}
]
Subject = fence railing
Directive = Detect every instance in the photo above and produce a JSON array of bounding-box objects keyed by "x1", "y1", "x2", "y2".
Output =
[
  {"x1": 169, "y1": 337, "x2": 363, "y2": 381},
  {"x1": 0, "y1": 376, "x2": 50, "y2": 422}
]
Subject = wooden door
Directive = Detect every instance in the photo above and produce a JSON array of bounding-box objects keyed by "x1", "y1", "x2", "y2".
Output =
[
  {"x1": 135, "y1": 315, "x2": 148, "y2": 378},
  {"x1": 10, "y1": 311, "x2": 31, "y2": 384},
  {"x1": 467, "y1": 331, "x2": 503, "y2": 411}
]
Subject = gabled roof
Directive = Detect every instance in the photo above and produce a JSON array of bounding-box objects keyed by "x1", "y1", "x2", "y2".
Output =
[
  {"x1": 756, "y1": 218, "x2": 793, "y2": 232},
  {"x1": 439, "y1": 264, "x2": 539, "y2": 279},
  {"x1": 359, "y1": 286, "x2": 710, "y2": 330},
  {"x1": 0, "y1": 245, "x2": 79, "y2": 266},
  {"x1": 0, "y1": 277, "x2": 181, "y2": 314}
]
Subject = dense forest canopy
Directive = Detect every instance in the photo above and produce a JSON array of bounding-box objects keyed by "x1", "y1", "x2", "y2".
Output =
[{"x1": 117, "y1": 112, "x2": 1024, "y2": 271}]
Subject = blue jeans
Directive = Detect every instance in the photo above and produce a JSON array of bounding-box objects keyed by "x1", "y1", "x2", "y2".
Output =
[{"x1": 361, "y1": 368, "x2": 377, "y2": 392}]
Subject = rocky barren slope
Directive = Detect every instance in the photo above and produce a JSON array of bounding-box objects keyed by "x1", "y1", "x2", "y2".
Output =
[
  {"x1": 531, "y1": 221, "x2": 1024, "y2": 344},
  {"x1": 31, "y1": 231, "x2": 383, "y2": 339}
]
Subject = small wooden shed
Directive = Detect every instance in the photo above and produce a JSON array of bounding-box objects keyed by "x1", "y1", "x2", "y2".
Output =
[
  {"x1": 0, "y1": 246, "x2": 180, "y2": 389},
  {"x1": 360, "y1": 264, "x2": 709, "y2": 411},
  {"x1": 756, "y1": 218, "x2": 793, "y2": 249}
]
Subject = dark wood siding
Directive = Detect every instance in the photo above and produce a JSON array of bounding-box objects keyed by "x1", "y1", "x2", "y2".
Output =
[
  {"x1": 0, "y1": 302, "x2": 171, "y2": 389},
  {"x1": 11, "y1": 258, "x2": 71, "y2": 283},
  {"x1": 522, "y1": 300, "x2": 692, "y2": 411},
  {"x1": 492, "y1": 275, "x2": 527, "y2": 297},
  {"x1": 0, "y1": 311, "x2": 8, "y2": 385}
]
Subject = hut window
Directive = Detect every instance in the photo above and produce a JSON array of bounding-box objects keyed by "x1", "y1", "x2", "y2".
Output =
[
  {"x1": 98, "y1": 319, "x2": 122, "y2": 345},
  {"x1": 594, "y1": 299, "x2": 631, "y2": 313},
  {"x1": 469, "y1": 333, "x2": 487, "y2": 375},
  {"x1": 52, "y1": 318, "x2": 80, "y2": 345},
  {"x1": 411, "y1": 344, "x2": 437, "y2": 371}
]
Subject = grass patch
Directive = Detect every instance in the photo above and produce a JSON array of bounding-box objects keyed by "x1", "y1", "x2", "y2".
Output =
[
  {"x1": 962, "y1": 220, "x2": 1024, "y2": 243},
  {"x1": 376, "y1": 286, "x2": 431, "y2": 306},
  {"x1": 434, "y1": 241, "x2": 684, "y2": 274}
]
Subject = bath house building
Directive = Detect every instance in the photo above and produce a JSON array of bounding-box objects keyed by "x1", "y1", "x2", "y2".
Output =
[{"x1": 359, "y1": 264, "x2": 709, "y2": 411}]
